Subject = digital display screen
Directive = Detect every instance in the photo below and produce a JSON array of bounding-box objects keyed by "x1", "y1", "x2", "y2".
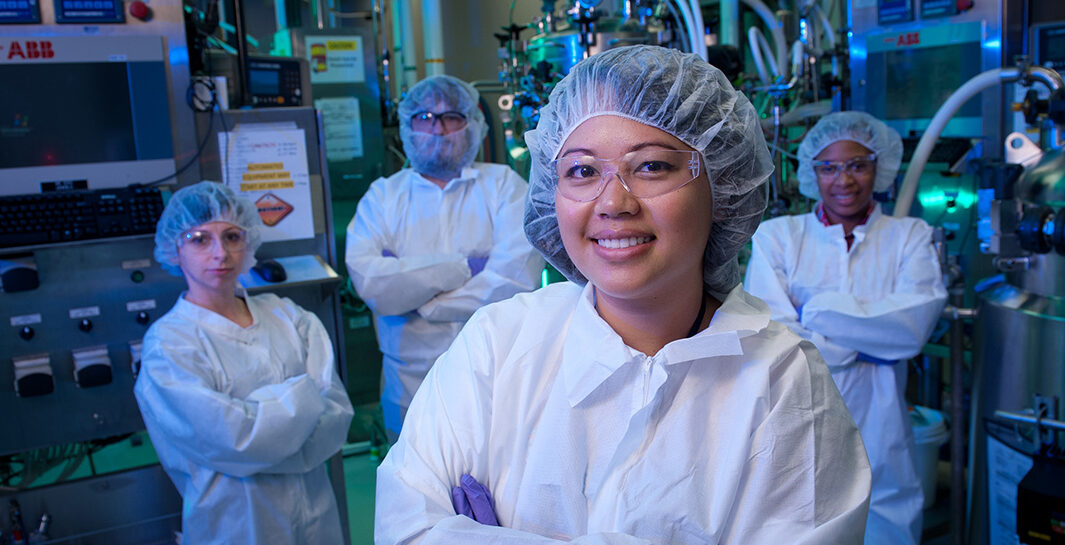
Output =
[
  {"x1": 919, "y1": 0, "x2": 957, "y2": 19},
  {"x1": 0, "y1": 63, "x2": 136, "y2": 169},
  {"x1": 878, "y1": 0, "x2": 913, "y2": 24},
  {"x1": 248, "y1": 68, "x2": 280, "y2": 95},
  {"x1": 55, "y1": 0, "x2": 123, "y2": 23},
  {"x1": 1037, "y1": 25, "x2": 1065, "y2": 68},
  {"x1": 879, "y1": 43, "x2": 982, "y2": 121},
  {"x1": 0, "y1": 0, "x2": 40, "y2": 23}
]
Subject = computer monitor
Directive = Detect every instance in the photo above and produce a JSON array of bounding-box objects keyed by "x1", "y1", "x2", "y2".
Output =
[{"x1": 0, "y1": 35, "x2": 175, "y2": 197}]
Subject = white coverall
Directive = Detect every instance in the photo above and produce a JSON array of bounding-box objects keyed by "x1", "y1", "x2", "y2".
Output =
[
  {"x1": 134, "y1": 292, "x2": 354, "y2": 545},
  {"x1": 375, "y1": 281, "x2": 872, "y2": 544},
  {"x1": 345, "y1": 162, "x2": 544, "y2": 435},
  {"x1": 744, "y1": 204, "x2": 947, "y2": 545}
]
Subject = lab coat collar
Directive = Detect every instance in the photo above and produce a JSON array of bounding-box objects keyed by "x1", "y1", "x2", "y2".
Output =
[
  {"x1": 412, "y1": 165, "x2": 478, "y2": 189},
  {"x1": 561, "y1": 284, "x2": 771, "y2": 406},
  {"x1": 172, "y1": 289, "x2": 259, "y2": 337},
  {"x1": 810, "y1": 202, "x2": 883, "y2": 248}
]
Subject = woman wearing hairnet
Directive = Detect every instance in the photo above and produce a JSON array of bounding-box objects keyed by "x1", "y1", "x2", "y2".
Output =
[
  {"x1": 134, "y1": 181, "x2": 354, "y2": 544},
  {"x1": 375, "y1": 45, "x2": 871, "y2": 544},
  {"x1": 744, "y1": 111, "x2": 948, "y2": 545}
]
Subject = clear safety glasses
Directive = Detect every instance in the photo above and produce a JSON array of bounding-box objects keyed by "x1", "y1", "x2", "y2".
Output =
[
  {"x1": 178, "y1": 228, "x2": 248, "y2": 254},
  {"x1": 410, "y1": 111, "x2": 468, "y2": 133},
  {"x1": 553, "y1": 149, "x2": 702, "y2": 202},
  {"x1": 812, "y1": 154, "x2": 878, "y2": 181}
]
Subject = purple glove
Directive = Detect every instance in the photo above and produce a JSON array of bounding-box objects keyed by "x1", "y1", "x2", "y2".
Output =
[
  {"x1": 450, "y1": 474, "x2": 499, "y2": 526},
  {"x1": 467, "y1": 256, "x2": 488, "y2": 276},
  {"x1": 381, "y1": 249, "x2": 396, "y2": 257}
]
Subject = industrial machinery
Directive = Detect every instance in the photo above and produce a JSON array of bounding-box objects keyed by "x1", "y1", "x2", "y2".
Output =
[
  {"x1": 970, "y1": 86, "x2": 1065, "y2": 545},
  {"x1": 490, "y1": 0, "x2": 706, "y2": 175},
  {"x1": 0, "y1": 8, "x2": 351, "y2": 544}
]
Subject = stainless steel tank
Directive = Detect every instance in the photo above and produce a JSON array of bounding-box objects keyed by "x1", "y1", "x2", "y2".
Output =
[
  {"x1": 527, "y1": 12, "x2": 661, "y2": 77},
  {"x1": 969, "y1": 149, "x2": 1065, "y2": 544}
]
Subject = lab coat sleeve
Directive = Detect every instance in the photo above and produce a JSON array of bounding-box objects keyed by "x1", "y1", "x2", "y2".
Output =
[
  {"x1": 417, "y1": 169, "x2": 544, "y2": 323},
  {"x1": 799, "y1": 221, "x2": 947, "y2": 360},
  {"x1": 259, "y1": 308, "x2": 355, "y2": 474},
  {"x1": 745, "y1": 227, "x2": 857, "y2": 368},
  {"x1": 345, "y1": 181, "x2": 471, "y2": 317},
  {"x1": 374, "y1": 312, "x2": 654, "y2": 545},
  {"x1": 721, "y1": 340, "x2": 871, "y2": 544},
  {"x1": 135, "y1": 334, "x2": 327, "y2": 478}
]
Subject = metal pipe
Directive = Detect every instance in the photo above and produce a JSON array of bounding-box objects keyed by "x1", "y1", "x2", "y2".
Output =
[
  {"x1": 422, "y1": 0, "x2": 446, "y2": 76},
  {"x1": 941, "y1": 306, "x2": 978, "y2": 320},
  {"x1": 994, "y1": 410, "x2": 1065, "y2": 432},
  {"x1": 313, "y1": 0, "x2": 325, "y2": 29},
  {"x1": 231, "y1": 0, "x2": 251, "y2": 107},
  {"x1": 720, "y1": 0, "x2": 739, "y2": 47},
  {"x1": 949, "y1": 285, "x2": 965, "y2": 545},
  {"x1": 1024, "y1": 65, "x2": 1065, "y2": 92}
]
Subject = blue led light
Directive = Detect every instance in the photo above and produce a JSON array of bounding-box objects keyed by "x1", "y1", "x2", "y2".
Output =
[{"x1": 169, "y1": 47, "x2": 189, "y2": 67}]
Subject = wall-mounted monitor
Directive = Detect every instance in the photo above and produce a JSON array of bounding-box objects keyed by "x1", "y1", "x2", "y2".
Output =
[{"x1": 0, "y1": 35, "x2": 175, "y2": 197}]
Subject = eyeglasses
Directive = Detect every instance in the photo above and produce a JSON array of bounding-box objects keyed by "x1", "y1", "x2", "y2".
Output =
[
  {"x1": 410, "y1": 111, "x2": 468, "y2": 133},
  {"x1": 553, "y1": 150, "x2": 702, "y2": 202},
  {"x1": 178, "y1": 228, "x2": 248, "y2": 253},
  {"x1": 812, "y1": 154, "x2": 878, "y2": 181}
]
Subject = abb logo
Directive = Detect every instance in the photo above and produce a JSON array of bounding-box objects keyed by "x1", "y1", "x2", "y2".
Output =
[
  {"x1": 896, "y1": 32, "x2": 920, "y2": 47},
  {"x1": 3, "y1": 41, "x2": 55, "y2": 60}
]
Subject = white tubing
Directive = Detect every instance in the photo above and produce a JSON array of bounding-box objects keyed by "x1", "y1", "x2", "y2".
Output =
[
  {"x1": 790, "y1": 39, "x2": 804, "y2": 77},
  {"x1": 747, "y1": 26, "x2": 776, "y2": 83},
  {"x1": 812, "y1": 4, "x2": 836, "y2": 48},
  {"x1": 671, "y1": 0, "x2": 703, "y2": 61},
  {"x1": 895, "y1": 67, "x2": 1021, "y2": 217},
  {"x1": 741, "y1": 0, "x2": 787, "y2": 77},
  {"x1": 689, "y1": 0, "x2": 708, "y2": 61},
  {"x1": 706, "y1": 0, "x2": 784, "y2": 72}
]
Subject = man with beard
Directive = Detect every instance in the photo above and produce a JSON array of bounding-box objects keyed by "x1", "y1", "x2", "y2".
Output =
[{"x1": 345, "y1": 75, "x2": 544, "y2": 443}]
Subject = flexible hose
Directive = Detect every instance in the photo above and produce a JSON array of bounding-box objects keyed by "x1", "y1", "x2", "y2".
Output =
[
  {"x1": 748, "y1": 26, "x2": 775, "y2": 84},
  {"x1": 688, "y1": 0, "x2": 707, "y2": 61},
  {"x1": 811, "y1": 4, "x2": 835, "y2": 48},
  {"x1": 706, "y1": 0, "x2": 786, "y2": 75},
  {"x1": 895, "y1": 66, "x2": 1064, "y2": 217},
  {"x1": 671, "y1": 0, "x2": 704, "y2": 61}
]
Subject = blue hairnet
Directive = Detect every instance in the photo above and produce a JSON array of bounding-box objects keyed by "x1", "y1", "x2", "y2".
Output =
[
  {"x1": 523, "y1": 45, "x2": 773, "y2": 297},
  {"x1": 398, "y1": 75, "x2": 489, "y2": 181},
  {"x1": 153, "y1": 181, "x2": 264, "y2": 276},
  {"x1": 797, "y1": 111, "x2": 903, "y2": 200}
]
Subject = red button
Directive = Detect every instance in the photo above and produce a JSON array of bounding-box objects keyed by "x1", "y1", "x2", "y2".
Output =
[{"x1": 129, "y1": 1, "x2": 150, "y2": 20}]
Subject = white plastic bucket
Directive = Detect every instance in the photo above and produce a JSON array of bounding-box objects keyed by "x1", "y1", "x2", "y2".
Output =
[{"x1": 911, "y1": 405, "x2": 949, "y2": 509}]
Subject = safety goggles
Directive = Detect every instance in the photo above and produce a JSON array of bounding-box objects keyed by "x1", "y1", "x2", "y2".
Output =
[
  {"x1": 410, "y1": 111, "x2": 468, "y2": 133},
  {"x1": 178, "y1": 228, "x2": 248, "y2": 253},
  {"x1": 553, "y1": 149, "x2": 702, "y2": 202},
  {"x1": 812, "y1": 154, "x2": 878, "y2": 181}
]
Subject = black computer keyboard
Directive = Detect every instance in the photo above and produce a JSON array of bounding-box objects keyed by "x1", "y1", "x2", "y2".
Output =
[{"x1": 0, "y1": 186, "x2": 164, "y2": 249}]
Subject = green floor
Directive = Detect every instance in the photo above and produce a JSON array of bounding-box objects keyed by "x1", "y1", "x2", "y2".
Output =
[{"x1": 344, "y1": 450, "x2": 378, "y2": 545}]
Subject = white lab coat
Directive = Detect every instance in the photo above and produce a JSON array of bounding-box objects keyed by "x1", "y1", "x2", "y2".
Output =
[
  {"x1": 134, "y1": 292, "x2": 354, "y2": 545},
  {"x1": 375, "y1": 281, "x2": 872, "y2": 544},
  {"x1": 345, "y1": 163, "x2": 544, "y2": 435},
  {"x1": 744, "y1": 204, "x2": 947, "y2": 545}
]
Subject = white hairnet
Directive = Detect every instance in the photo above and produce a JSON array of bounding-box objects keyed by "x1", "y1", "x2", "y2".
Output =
[
  {"x1": 523, "y1": 45, "x2": 773, "y2": 297},
  {"x1": 398, "y1": 75, "x2": 489, "y2": 181},
  {"x1": 797, "y1": 110, "x2": 903, "y2": 199},
  {"x1": 153, "y1": 181, "x2": 264, "y2": 276}
]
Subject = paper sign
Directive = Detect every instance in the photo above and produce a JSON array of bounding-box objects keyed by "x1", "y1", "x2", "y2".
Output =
[
  {"x1": 219, "y1": 125, "x2": 315, "y2": 242},
  {"x1": 306, "y1": 36, "x2": 365, "y2": 84},
  {"x1": 315, "y1": 96, "x2": 364, "y2": 160}
]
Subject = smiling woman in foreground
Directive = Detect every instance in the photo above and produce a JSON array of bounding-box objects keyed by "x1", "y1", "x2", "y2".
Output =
[{"x1": 374, "y1": 45, "x2": 872, "y2": 544}]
